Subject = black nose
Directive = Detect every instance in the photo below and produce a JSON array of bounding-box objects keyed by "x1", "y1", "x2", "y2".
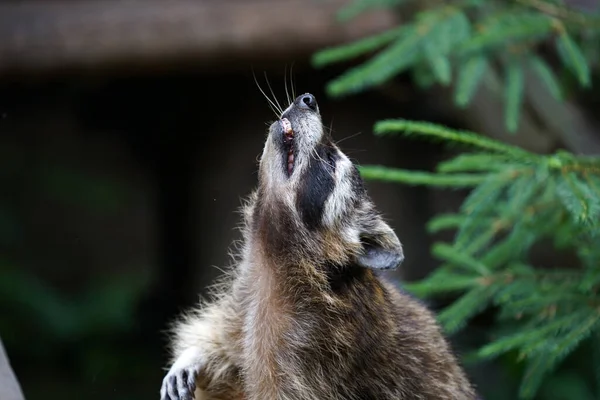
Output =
[{"x1": 296, "y1": 93, "x2": 318, "y2": 112}]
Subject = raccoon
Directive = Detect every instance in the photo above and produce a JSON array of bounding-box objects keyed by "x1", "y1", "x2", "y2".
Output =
[{"x1": 160, "y1": 93, "x2": 477, "y2": 400}]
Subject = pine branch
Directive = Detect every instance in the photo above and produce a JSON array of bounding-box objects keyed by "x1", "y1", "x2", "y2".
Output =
[
  {"x1": 520, "y1": 310, "x2": 600, "y2": 398},
  {"x1": 458, "y1": 12, "x2": 554, "y2": 56},
  {"x1": 325, "y1": 7, "x2": 472, "y2": 96},
  {"x1": 374, "y1": 119, "x2": 535, "y2": 156},
  {"x1": 325, "y1": 26, "x2": 422, "y2": 96},
  {"x1": 439, "y1": 286, "x2": 498, "y2": 334},
  {"x1": 515, "y1": 0, "x2": 600, "y2": 28},
  {"x1": 312, "y1": 26, "x2": 408, "y2": 67},
  {"x1": 404, "y1": 267, "x2": 478, "y2": 296},
  {"x1": 316, "y1": 0, "x2": 600, "y2": 395},
  {"x1": 357, "y1": 165, "x2": 485, "y2": 187},
  {"x1": 557, "y1": 171, "x2": 600, "y2": 224},
  {"x1": 360, "y1": 123, "x2": 599, "y2": 397},
  {"x1": 432, "y1": 242, "x2": 490, "y2": 275},
  {"x1": 319, "y1": 0, "x2": 598, "y2": 131},
  {"x1": 437, "y1": 153, "x2": 513, "y2": 173},
  {"x1": 426, "y1": 213, "x2": 466, "y2": 233},
  {"x1": 477, "y1": 311, "x2": 589, "y2": 360}
]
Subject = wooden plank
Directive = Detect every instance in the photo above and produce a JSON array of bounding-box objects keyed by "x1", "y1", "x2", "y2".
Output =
[{"x1": 0, "y1": 0, "x2": 397, "y2": 75}]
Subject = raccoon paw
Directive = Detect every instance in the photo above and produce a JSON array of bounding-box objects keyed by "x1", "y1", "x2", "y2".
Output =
[
  {"x1": 160, "y1": 366, "x2": 198, "y2": 400},
  {"x1": 160, "y1": 348, "x2": 204, "y2": 400}
]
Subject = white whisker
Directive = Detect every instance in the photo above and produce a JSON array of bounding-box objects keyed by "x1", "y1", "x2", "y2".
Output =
[
  {"x1": 264, "y1": 72, "x2": 283, "y2": 115},
  {"x1": 253, "y1": 69, "x2": 281, "y2": 118},
  {"x1": 284, "y1": 66, "x2": 291, "y2": 106},
  {"x1": 336, "y1": 131, "x2": 363, "y2": 145},
  {"x1": 290, "y1": 62, "x2": 297, "y2": 99},
  {"x1": 311, "y1": 146, "x2": 336, "y2": 181}
]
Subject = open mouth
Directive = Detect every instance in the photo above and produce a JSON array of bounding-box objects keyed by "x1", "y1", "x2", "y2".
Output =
[{"x1": 280, "y1": 118, "x2": 295, "y2": 177}]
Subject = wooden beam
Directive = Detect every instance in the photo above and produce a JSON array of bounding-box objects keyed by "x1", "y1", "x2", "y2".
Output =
[{"x1": 0, "y1": 0, "x2": 397, "y2": 75}]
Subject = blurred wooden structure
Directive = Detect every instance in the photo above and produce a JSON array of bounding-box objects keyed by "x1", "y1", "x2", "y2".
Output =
[{"x1": 0, "y1": 0, "x2": 396, "y2": 76}]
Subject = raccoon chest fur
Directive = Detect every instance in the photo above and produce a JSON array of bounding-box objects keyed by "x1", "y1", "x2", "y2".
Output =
[
  {"x1": 241, "y1": 260, "x2": 294, "y2": 398},
  {"x1": 240, "y1": 255, "x2": 401, "y2": 399}
]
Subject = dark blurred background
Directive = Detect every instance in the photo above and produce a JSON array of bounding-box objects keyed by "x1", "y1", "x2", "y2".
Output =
[{"x1": 1, "y1": 1, "x2": 598, "y2": 399}]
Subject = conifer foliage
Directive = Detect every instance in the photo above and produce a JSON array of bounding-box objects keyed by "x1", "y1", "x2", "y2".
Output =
[
  {"x1": 359, "y1": 120, "x2": 600, "y2": 398},
  {"x1": 313, "y1": 1, "x2": 600, "y2": 398},
  {"x1": 313, "y1": 0, "x2": 600, "y2": 132}
]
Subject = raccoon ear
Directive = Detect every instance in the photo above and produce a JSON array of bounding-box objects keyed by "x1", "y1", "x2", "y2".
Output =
[{"x1": 356, "y1": 221, "x2": 404, "y2": 271}]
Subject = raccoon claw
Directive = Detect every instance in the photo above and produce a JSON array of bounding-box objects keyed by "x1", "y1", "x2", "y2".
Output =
[{"x1": 160, "y1": 366, "x2": 198, "y2": 400}]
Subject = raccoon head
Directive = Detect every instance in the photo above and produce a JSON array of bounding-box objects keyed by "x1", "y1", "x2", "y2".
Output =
[{"x1": 253, "y1": 93, "x2": 403, "y2": 271}]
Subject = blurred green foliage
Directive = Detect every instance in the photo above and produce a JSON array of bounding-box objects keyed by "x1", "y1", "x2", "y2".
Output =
[
  {"x1": 314, "y1": 0, "x2": 600, "y2": 133},
  {"x1": 315, "y1": 1, "x2": 600, "y2": 398},
  {"x1": 361, "y1": 121, "x2": 600, "y2": 399},
  {"x1": 0, "y1": 151, "x2": 155, "y2": 399},
  {"x1": 0, "y1": 266, "x2": 151, "y2": 341}
]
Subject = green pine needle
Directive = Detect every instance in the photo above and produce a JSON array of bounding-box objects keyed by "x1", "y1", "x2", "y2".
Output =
[
  {"x1": 528, "y1": 55, "x2": 563, "y2": 101},
  {"x1": 424, "y1": 10, "x2": 470, "y2": 86},
  {"x1": 404, "y1": 268, "x2": 478, "y2": 297},
  {"x1": 557, "y1": 172, "x2": 600, "y2": 225},
  {"x1": 519, "y1": 352, "x2": 556, "y2": 399},
  {"x1": 520, "y1": 311, "x2": 600, "y2": 399},
  {"x1": 455, "y1": 174, "x2": 513, "y2": 250},
  {"x1": 428, "y1": 56, "x2": 452, "y2": 85},
  {"x1": 437, "y1": 153, "x2": 511, "y2": 173},
  {"x1": 504, "y1": 174, "x2": 540, "y2": 217},
  {"x1": 458, "y1": 12, "x2": 553, "y2": 56},
  {"x1": 556, "y1": 29, "x2": 592, "y2": 88},
  {"x1": 325, "y1": 29, "x2": 421, "y2": 97},
  {"x1": 480, "y1": 222, "x2": 536, "y2": 269},
  {"x1": 427, "y1": 213, "x2": 466, "y2": 233},
  {"x1": 439, "y1": 286, "x2": 496, "y2": 334},
  {"x1": 432, "y1": 243, "x2": 489, "y2": 274},
  {"x1": 312, "y1": 26, "x2": 407, "y2": 68},
  {"x1": 454, "y1": 56, "x2": 488, "y2": 107},
  {"x1": 374, "y1": 119, "x2": 533, "y2": 156},
  {"x1": 358, "y1": 165, "x2": 485, "y2": 187},
  {"x1": 477, "y1": 312, "x2": 586, "y2": 360}
]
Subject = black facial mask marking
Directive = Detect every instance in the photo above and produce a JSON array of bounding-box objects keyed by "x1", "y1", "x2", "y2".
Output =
[{"x1": 296, "y1": 144, "x2": 338, "y2": 230}]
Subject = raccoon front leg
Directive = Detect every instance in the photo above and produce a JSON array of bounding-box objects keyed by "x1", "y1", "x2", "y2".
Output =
[
  {"x1": 160, "y1": 297, "x2": 243, "y2": 400},
  {"x1": 161, "y1": 346, "x2": 204, "y2": 400}
]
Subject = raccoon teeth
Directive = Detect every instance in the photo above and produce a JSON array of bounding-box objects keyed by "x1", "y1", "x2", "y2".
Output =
[
  {"x1": 282, "y1": 117, "x2": 295, "y2": 176},
  {"x1": 281, "y1": 118, "x2": 293, "y2": 137}
]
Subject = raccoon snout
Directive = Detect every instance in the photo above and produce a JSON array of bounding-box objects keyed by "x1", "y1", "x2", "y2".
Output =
[{"x1": 297, "y1": 93, "x2": 318, "y2": 112}]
